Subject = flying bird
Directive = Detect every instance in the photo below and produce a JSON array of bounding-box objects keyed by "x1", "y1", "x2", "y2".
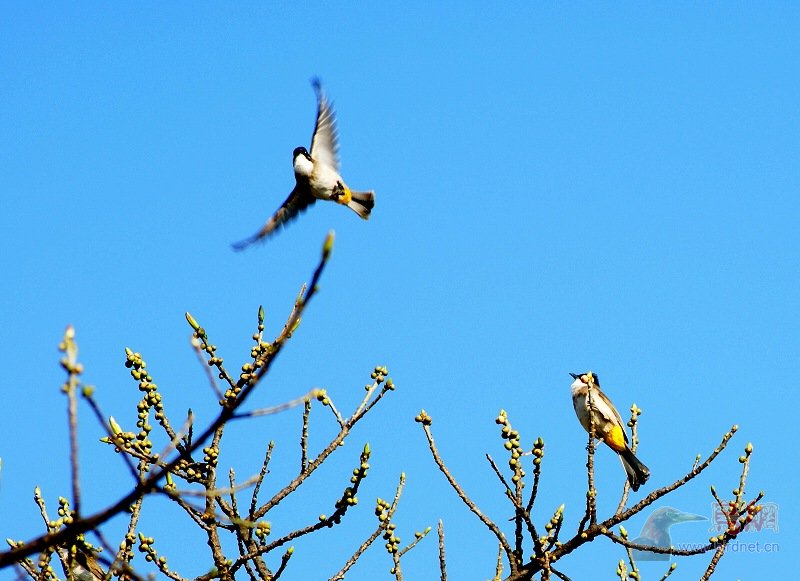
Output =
[
  {"x1": 232, "y1": 78, "x2": 375, "y2": 250},
  {"x1": 570, "y1": 371, "x2": 650, "y2": 491},
  {"x1": 631, "y1": 506, "x2": 706, "y2": 561}
]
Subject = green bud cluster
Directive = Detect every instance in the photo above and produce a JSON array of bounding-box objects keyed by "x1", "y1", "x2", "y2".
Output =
[
  {"x1": 136, "y1": 532, "x2": 167, "y2": 569},
  {"x1": 102, "y1": 412, "x2": 152, "y2": 458},
  {"x1": 739, "y1": 442, "x2": 754, "y2": 463},
  {"x1": 414, "y1": 409, "x2": 432, "y2": 425},
  {"x1": 123, "y1": 347, "x2": 164, "y2": 455},
  {"x1": 332, "y1": 487, "x2": 356, "y2": 515},
  {"x1": 371, "y1": 366, "x2": 389, "y2": 384},
  {"x1": 532, "y1": 437, "x2": 545, "y2": 466},
  {"x1": 255, "y1": 520, "x2": 271, "y2": 540},
  {"x1": 46, "y1": 496, "x2": 76, "y2": 529},
  {"x1": 316, "y1": 389, "x2": 330, "y2": 406},
  {"x1": 544, "y1": 504, "x2": 564, "y2": 534},
  {"x1": 58, "y1": 326, "x2": 82, "y2": 376},
  {"x1": 349, "y1": 443, "x2": 370, "y2": 484},
  {"x1": 328, "y1": 444, "x2": 372, "y2": 526},
  {"x1": 249, "y1": 340, "x2": 274, "y2": 364},
  {"x1": 203, "y1": 445, "x2": 219, "y2": 467},
  {"x1": 497, "y1": 413, "x2": 526, "y2": 484},
  {"x1": 375, "y1": 497, "x2": 391, "y2": 522},
  {"x1": 383, "y1": 521, "x2": 400, "y2": 554},
  {"x1": 742, "y1": 502, "x2": 762, "y2": 525},
  {"x1": 137, "y1": 532, "x2": 155, "y2": 551},
  {"x1": 239, "y1": 362, "x2": 256, "y2": 387},
  {"x1": 182, "y1": 462, "x2": 209, "y2": 484},
  {"x1": 36, "y1": 552, "x2": 54, "y2": 575}
]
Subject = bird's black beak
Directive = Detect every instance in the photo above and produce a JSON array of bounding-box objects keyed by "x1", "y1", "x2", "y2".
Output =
[{"x1": 569, "y1": 373, "x2": 579, "y2": 379}]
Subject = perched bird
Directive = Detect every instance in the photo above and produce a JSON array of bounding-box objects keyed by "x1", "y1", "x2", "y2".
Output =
[
  {"x1": 57, "y1": 541, "x2": 107, "y2": 581},
  {"x1": 631, "y1": 506, "x2": 707, "y2": 561},
  {"x1": 570, "y1": 372, "x2": 650, "y2": 491},
  {"x1": 232, "y1": 78, "x2": 375, "y2": 250}
]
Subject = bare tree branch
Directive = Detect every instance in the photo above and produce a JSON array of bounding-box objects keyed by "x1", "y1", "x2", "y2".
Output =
[
  {"x1": 417, "y1": 412, "x2": 515, "y2": 573},
  {"x1": 0, "y1": 233, "x2": 335, "y2": 568}
]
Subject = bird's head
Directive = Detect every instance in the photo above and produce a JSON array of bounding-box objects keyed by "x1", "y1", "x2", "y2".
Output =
[
  {"x1": 634, "y1": 506, "x2": 707, "y2": 552},
  {"x1": 293, "y1": 146, "x2": 314, "y2": 177},
  {"x1": 649, "y1": 506, "x2": 707, "y2": 528},
  {"x1": 570, "y1": 371, "x2": 599, "y2": 388},
  {"x1": 293, "y1": 146, "x2": 312, "y2": 162}
]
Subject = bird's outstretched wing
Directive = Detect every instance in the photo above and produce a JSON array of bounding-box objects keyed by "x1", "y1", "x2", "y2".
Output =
[
  {"x1": 231, "y1": 187, "x2": 316, "y2": 250},
  {"x1": 309, "y1": 78, "x2": 339, "y2": 173}
]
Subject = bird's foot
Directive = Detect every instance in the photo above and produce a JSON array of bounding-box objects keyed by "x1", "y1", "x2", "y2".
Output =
[{"x1": 332, "y1": 183, "x2": 352, "y2": 205}]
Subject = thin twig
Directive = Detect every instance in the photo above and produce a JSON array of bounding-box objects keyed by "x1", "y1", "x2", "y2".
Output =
[
  {"x1": 420, "y1": 421, "x2": 514, "y2": 565},
  {"x1": 272, "y1": 548, "x2": 293, "y2": 580},
  {"x1": 542, "y1": 505, "x2": 565, "y2": 552},
  {"x1": 615, "y1": 405, "x2": 642, "y2": 515},
  {"x1": 330, "y1": 474, "x2": 406, "y2": 581},
  {"x1": 113, "y1": 481, "x2": 145, "y2": 574},
  {"x1": 551, "y1": 567, "x2": 572, "y2": 581},
  {"x1": 391, "y1": 548, "x2": 402, "y2": 581},
  {"x1": 485, "y1": 452, "x2": 526, "y2": 569},
  {"x1": 250, "y1": 442, "x2": 274, "y2": 520},
  {"x1": 578, "y1": 377, "x2": 597, "y2": 533},
  {"x1": 300, "y1": 399, "x2": 311, "y2": 473},
  {"x1": 603, "y1": 531, "x2": 714, "y2": 557},
  {"x1": 228, "y1": 468, "x2": 240, "y2": 520},
  {"x1": 93, "y1": 528, "x2": 150, "y2": 581},
  {"x1": 32, "y1": 488, "x2": 65, "y2": 575},
  {"x1": 228, "y1": 468, "x2": 259, "y2": 581},
  {"x1": 135, "y1": 532, "x2": 184, "y2": 581},
  {"x1": 254, "y1": 382, "x2": 391, "y2": 519},
  {"x1": 235, "y1": 390, "x2": 319, "y2": 419},
  {"x1": 485, "y1": 454, "x2": 515, "y2": 502},
  {"x1": 658, "y1": 563, "x2": 678, "y2": 580},
  {"x1": 158, "y1": 488, "x2": 211, "y2": 531},
  {"x1": 624, "y1": 542, "x2": 637, "y2": 578},
  {"x1": 192, "y1": 336, "x2": 224, "y2": 401},
  {"x1": 525, "y1": 438, "x2": 545, "y2": 557},
  {"x1": 233, "y1": 443, "x2": 373, "y2": 575},
  {"x1": 323, "y1": 395, "x2": 345, "y2": 428},
  {"x1": 60, "y1": 326, "x2": 82, "y2": 516},
  {"x1": 397, "y1": 528, "x2": 429, "y2": 558},
  {"x1": 493, "y1": 543, "x2": 504, "y2": 581},
  {"x1": 153, "y1": 413, "x2": 195, "y2": 469},
  {"x1": 11, "y1": 557, "x2": 37, "y2": 579},
  {"x1": 437, "y1": 520, "x2": 447, "y2": 581},
  {"x1": 168, "y1": 474, "x2": 260, "y2": 498},
  {"x1": 82, "y1": 394, "x2": 140, "y2": 480}
]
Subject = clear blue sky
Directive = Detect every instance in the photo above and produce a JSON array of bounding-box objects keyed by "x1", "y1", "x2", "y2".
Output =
[{"x1": 1, "y1": 3, "x2": 797, "y2": 579}]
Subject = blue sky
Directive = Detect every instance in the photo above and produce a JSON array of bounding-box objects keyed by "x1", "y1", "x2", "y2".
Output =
[{"x1": 1, "y1": 3, "x2": 797, "y2": 579}]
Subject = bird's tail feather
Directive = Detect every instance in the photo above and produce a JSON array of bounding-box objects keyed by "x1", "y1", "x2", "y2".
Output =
[
  {"x1": 347, "y1": 190, "x2": 375, "y2": 220},
  {"x1": 619, "y1": 447, "x2": 650, "y2": 492}
]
